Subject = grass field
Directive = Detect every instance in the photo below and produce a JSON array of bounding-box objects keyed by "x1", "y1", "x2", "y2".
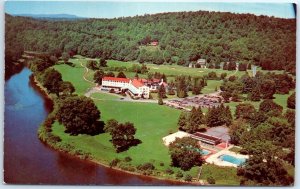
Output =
[
  {"x1": 50, "y1": 55, "x2": 289, "y2": 184},
  {"x1": 225, "y1": 92, "x2": 292, "y2": 115},
  {"x1": 51, "y1": 101, "x2": 186, "y2": 172},
  {"x1": 54, "y1": 59, "x2": 94, "y2": 95}
]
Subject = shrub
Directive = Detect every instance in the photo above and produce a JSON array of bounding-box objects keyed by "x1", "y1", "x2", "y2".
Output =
[
  {"x1": 176, "y1": 171, "x2": 183, "y2": 179},
  {"x1": 165, "y1": 168, "x2": 174, "y2": 175},
  {"x1": 207, "y1": 176, "x2": 216, "y2": 184},
  {"x1": 184, "y1": 174, "x2": 193, "y2": 182},
  {"x1": 137, "y1": 162, "x2": 155, "y2": 171},
  {"x1": 119, "y1": 164, "x2": 135, "y2": 172},
  {"x1": 124, "y1": 156, "x2": 132, "y2": 162},
  {"x1": 110, "y1": 158, "x2": 121, "y2": 167}
]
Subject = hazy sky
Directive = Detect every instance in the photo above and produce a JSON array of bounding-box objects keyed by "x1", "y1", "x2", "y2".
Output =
[{"x1": 5, "y1": 1, "x2": 296, "y2": 19}]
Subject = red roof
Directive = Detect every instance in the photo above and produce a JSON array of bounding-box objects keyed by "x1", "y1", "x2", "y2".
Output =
[
  {"x1": 103, "y1": 77, "x2": 130, "y2": 83},
  {"x1": 161, "y1": 82, "x2": 168, "y2": 87},
  {"x1": 132, "y1": 79, "x2": 144, "y2": 88},
  {"x1": 139, "y1": 79, "x2": 148, "y2": 83},
  {"x1": 150, "y1": 41, "x2": 159, "y2": 46}
]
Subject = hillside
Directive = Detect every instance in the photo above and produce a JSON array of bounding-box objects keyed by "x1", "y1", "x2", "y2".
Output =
[{"x1": 5, "y1": 10, "x2": 296, "y2": 75}]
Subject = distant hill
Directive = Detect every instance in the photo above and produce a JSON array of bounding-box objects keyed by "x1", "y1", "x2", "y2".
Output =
[
  {"x1": 12, "y1": 13, "x2": 84, "y2": 20},
  {"x1": 5, "y1": 10, "x2": 296, "y2": 74}
]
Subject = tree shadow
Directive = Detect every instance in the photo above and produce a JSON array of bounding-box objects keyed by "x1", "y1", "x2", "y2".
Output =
[
  {"x1": 116, "y1": 139, "x2": 142, "y2": 153},
  {"x1": 65, "y1": 62, "x2": 75, "y2": 67},
  {"x1": 88, "y1": 120, "x2": 105, "y2": 136}
]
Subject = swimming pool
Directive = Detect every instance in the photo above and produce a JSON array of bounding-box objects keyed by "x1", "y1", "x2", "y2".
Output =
[
  {"x1": 196, "y1": 149, "x2": 211, "y2": 155},
  {"x1": 219, "y1": 154, "x2": 246, "y2": 166}
]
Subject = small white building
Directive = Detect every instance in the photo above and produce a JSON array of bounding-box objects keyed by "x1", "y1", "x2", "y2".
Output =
[{"x1": 196, "y1": 59, "x2": 206, "y2": 68}]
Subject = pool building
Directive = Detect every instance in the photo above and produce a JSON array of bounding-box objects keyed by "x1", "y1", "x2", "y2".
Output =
[{"x1": 191, "y1": 132, "x2": 222, "y2": 145}]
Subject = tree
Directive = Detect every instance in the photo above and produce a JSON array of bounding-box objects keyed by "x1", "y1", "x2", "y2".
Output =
[
  {"x1": 61, "y1": 52, "x2": 70, "y2": 63},
  {"x1": 158, "y1": 96, "x2": 163, "y2": 105},
  {"x1": 259, "y1": 99, "x2": 283, "y2": 115},
  {"x1": 229, "y1": 119, "x2": 249, "y2": 145},
  {"x1": 223, "y1": 62, "x2": 228, "y2": 70},
  {"x1": 268, "y1": 117, "x2": 295, "y2": 148},
  {"x1": 247, "y1": 63, "x2": 252, "y2": 70},
  {"x1": 99, "y1": 58, "x2": 107, "y2": 67},
  {"x1": 287, "y1": 92, "x2": 295, "y2": 109},
  {"x1": 158, "y1": 84, "x2": 167, "y2": 98},
  {"x1": 231, "y1": 90, "x2": 240, "y2": 102},
  {"x1": 94, "y1": 69, "x2": 105, "y2": 85},
  {"x1": 178, "y1": 112, "x2": 188, "y2": 131},
  {"x1": 49, "y1": 55, "x2": 58, "y2": 64},
  {"x1": 206, "y1": 104, "x2": 232, "y2": 127},
  {"x1": 42, "y1": 68, "x2": 62, "y2": 96},
  {"x1": 109, "y1": 121, "x2": 140, "y2": 152},
  {"x1": 220, "y1": 91, "x2": 231, "y2": 103},
  {"x1": 167, "y1": 81, "x2": 176, "y2": 95},
  {"x1": 86, "y1": 60, "x2": 99, "y2": 70},
  {"x1": 187, "y1": 107, "x2": 204, "y2": 133},
  {"x1": 56, "y1": 96, "x2": 101, "y2": 135},
  {"x1": 117, "y1": 71, "x2": 127, "y2": 78},
  {"x1": 235, "y1": 103, "x2": 256, "y2": 120},
  {"x1": 260, "y1": 79, "x2": 276, "y2": 99},
  {"x1": 59, "y1": 81, "x2": 75, "y2": 96},
  {"x1": 176, "y1": 76, "x2": 188, "y2": 98},
  {"x1": 192, "y1": 78, "x2": 202, "y2": 95},
  {"x1": 285, "y1": 109, "x2": 295, "y2": 127},
  {"x1": 238, "y1": 63, "x2": 247, "y2": 71},
  {"x1": 227, "y1": 62, "x2": 236, "y2": 71},
  {"x1": 104, "y1": 119, "x2": 119, "y2": 133},
  {"x1": 29, "y1": 58, "x2": 54, "y2": 73},
  {"x1": 248, "y1": 87, "x2": 260, "y2": 101},
  {"x1": 238, "y1": 153, "x2": 293, "y2": 186},
  {"x1": 220, "y1": 73, "x2": 227, "y2": 79},
  {"x1": 207, "y1": 72, "x2": 218, "y2": 80},
  {"x1": 248, "y1": 111, "x2": 268, "y2": 128},
  {"x1": 105, "y1": 72, "x2": 115, "y2": 77},
  {"x1": 169, "y1": 137, "x2": 203, "y2": 171}
]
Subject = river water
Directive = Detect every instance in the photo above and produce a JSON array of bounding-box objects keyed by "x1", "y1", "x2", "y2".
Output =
[{"x1": 4, "y1": 67, "x2": 182, "y2": 185}]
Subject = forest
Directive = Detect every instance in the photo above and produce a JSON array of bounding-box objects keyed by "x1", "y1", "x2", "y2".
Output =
[{"x1": 5, "y1": 10, "x2": 296, "y2": 78}]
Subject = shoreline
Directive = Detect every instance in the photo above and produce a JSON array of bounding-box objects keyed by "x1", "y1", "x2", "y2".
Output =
[{"x1": 29, "y1": 71, "x2": 204, "y2": 186}]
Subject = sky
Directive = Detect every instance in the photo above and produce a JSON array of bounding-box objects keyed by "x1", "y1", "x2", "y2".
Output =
[{"x1": 4, "y1": 1, "x2": 296, "y2": 19}]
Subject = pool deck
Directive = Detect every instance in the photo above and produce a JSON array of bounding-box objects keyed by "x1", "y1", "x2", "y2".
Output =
[{"x1": 205, "y1": 146, "x2": 249, "y2": 167}]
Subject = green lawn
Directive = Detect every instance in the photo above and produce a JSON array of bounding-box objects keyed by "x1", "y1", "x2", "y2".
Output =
[
  {"x1": 51, "y1": 100, "x2": 187, "y2": 173},
  {"x1": 202, "y1": 80, "x2": 222, "y2": 94},
  {"x1": 200, "y1": 164, "x2": 241, "y2": 185},
  {"x1": 90, "y1": 92, "x2": 120, "y2": 100},
  {"x1": 225, "y1": 92, "x2": 292, "y2": 115},
  {"x1": 107, "y1": 59, "x2": 283, "y2": 79},
  {"x1": 54, "y1": 59, "x2": 94, "y2": 95}
]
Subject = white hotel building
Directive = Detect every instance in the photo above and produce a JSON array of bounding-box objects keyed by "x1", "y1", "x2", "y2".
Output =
[{"x1": 102, "y1": 77, "x2": 150, "y2": 99}]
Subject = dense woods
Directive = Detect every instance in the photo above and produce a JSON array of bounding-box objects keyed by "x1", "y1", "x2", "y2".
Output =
[{"x1": 5, "y1": 10, "x2": 296, "y2": 76}]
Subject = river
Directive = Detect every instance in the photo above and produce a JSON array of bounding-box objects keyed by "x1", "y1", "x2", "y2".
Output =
[{"x1": 3, "y1": 67, "x2": 183, "y2": 185}]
